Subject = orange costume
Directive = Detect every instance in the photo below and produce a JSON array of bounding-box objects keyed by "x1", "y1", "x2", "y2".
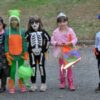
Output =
[{"x1": 5, "y1": 10, "x2": 28, "y2": 93}]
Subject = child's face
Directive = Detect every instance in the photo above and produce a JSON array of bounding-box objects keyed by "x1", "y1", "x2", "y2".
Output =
[
  {"x1": 58, "y1": 21, "x2": 68, "y2": 29},
  {"x1": 31, "y1": 20, "x2": 39, "y2": 31},
  {"x1": 0, "y1": 22, "x2": 3, "y2": 31},
  {"x1": 57, "y1": 16, "x2": 68, "y2": 29},
  {"x1": 10, "y1": 17, "x2": 19, "y2": 29}
]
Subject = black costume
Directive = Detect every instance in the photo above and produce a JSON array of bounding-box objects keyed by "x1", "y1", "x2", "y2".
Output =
[
  {"x1": 26, "y1": 30, "x2": 50, "y2": 83},
  {"x1": 0, "y1": 32, "x2": 9, "y2": 92}
]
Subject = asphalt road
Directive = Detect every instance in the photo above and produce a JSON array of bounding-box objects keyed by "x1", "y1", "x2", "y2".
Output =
[{"x1": 0, "y1": 46, "x2": 100, "y2": 100}]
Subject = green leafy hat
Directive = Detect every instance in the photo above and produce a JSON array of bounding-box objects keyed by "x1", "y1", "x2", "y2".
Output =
[{"x1": 9, "y1": 9, "x2": 20, "y2": 22}]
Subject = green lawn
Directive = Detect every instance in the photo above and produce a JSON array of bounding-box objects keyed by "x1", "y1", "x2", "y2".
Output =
[{"x1": 0, "y1": 0, "x2": 100, "y2": 40}]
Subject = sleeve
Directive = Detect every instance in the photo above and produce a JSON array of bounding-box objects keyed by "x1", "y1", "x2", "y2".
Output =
[
  {"x1": 43, "y1": 30, "x2": 51, "y2": 52},
  {"x1": 70, "y1": 28, "x2": 78, "y2": 46},
  {"x1": 95, "y1": 33, "x2": 99, "y2": 48},
  {"x1": 5, "y1": 29, "x2": 9, "y2": 53},
  {"x1": 22, "y1": 30, "x2": 28, "y2": 53},
  {"x1": 51, "y1": 31, "x2": 57, "y2": 46},
  {"x1": 25, "y1": 31, "x2": 29, "y2": 42}
]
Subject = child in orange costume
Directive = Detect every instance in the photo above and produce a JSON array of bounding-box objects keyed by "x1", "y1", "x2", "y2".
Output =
[{"x1": 5, "y1": 10, "x2": 28, "y2": 94}]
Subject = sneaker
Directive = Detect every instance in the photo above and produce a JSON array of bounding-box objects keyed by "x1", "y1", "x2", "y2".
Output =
[
  {"x1": 0, "y1": 88, "x2": 6, "y2": 93},
  {"x1": 9, "y1": 88, "x2": 15, "y2": 94},
  {"x1": 40, "y1": 84, "x2": 47, "y2": 92},
  {"x1": 30, "y1": 84, "x2": 37, "y2": 92},
  {"x1": 95, "y1": 87, "x2": 100, "y2": 93},
  {"x1": 21, "y1": 85, "x2": 27, "y2": 93},
  {"x1": 8, "y1": 79, "x2": 15, "y2": 94},
  {"x1": 95, "y1": 83, "x2": 100, "y2": 93}
]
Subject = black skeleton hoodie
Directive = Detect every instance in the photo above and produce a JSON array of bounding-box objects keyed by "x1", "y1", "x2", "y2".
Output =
[{"x1": 26, "y1": 30, "x2": 51, "y2": 56}]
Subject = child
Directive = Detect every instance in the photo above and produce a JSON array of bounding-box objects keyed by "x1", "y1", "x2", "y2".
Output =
[
  {"x1": 51, "y1": 12, "x2": 77, "y2": 91},
  {"x1": 26, "y1": 15, "x2": 50, "y2": 92},
  {"x1": 0, "y1": 17, "x2": 9, "y2": 93},
  {"x1": 93, "y1": 14, "x2": 100, "y2": 92},
  {"x1": 5, "y1": 10, "x2": 28, "y2": 94}
]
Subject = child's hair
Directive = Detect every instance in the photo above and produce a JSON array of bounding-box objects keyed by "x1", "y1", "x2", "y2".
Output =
[
  {"x1": 0, "y1": 17, "x2": 6, "y2": 29},
  {"x1": 27, "y1": 15, "x2": 43, "y2": 32},
  {"x1": 57, "y1": 12, "x2": 68, "y2": 23},
  {"x1": 97, "y1": 14, "x2": 100, "y2": 19},
  {"x1": 57, "y1": 16, "x2": 68, "y2": 23}
]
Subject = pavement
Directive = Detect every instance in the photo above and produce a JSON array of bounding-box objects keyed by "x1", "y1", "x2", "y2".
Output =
[{"x1": 0, "y1": 46, "x2": 100, "y2": 100}]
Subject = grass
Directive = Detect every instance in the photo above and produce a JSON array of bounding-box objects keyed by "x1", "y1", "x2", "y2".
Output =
[{"x1": 0, "y1": 0, "x2": 100, "y2": 40}]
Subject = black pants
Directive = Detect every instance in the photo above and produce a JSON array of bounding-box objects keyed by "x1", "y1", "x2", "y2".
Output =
[
  {"x1": 0, "y1": 67, "x2": 9, "y2": 89},
  {"x1": 96, "y1": 48, "x2": 100, "y2": 83},
  {"x1": 29, "y1": 52, "x2": 46, "y2": 83},
  {"x1": 0, "y1": 45, "x2": 9, "y2": 89}
]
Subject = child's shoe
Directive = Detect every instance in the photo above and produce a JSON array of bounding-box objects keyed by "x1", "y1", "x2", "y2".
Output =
[
  {"x1": 30, "y1": 84, "x2": 37, "y2": 92},
  {"x1": 69, "y1": 84, "x2": 75, "y2": 91},
  {"x1": 0, "y1": 88, "x2": 6, "y2": 93},
  {"x1": 40, "y1": 84, "x2": 47, "y2": 92},
  {"x1": 59, "y1": 77, "x2": 66, "y2": 89},
  {"x1": 59, "y1": 82, "x2": 66, "y2": 89},
  {"x1": 95, "y1": 83, "x2": 100, "y2": 93},
  {"x1": 9, "y1": 88, "x2": 15, "y2": 94},
  {"x1": 68, "y1": 79, "x2": 75, "y2": 91},
  {"x1": 21, "y1": 85, "x2": 27, "y2": 93},
  {"x1": 8, "y1": 79, "x2": 15, "y2": 94},
  {"x1": 18, "y1": 79, "x2": 27, "y2": 93}
]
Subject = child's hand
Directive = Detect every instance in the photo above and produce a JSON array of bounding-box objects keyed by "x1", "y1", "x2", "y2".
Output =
[
  {"x1": 21, "y1": 52, "x2": 29, "y2": 60},
  {"x1": 95, "y1": 52, "x2": 99, "y2": 55},
  {"x1": 92, "y1": 48, "x2": 99, "y2": 56},
  {"x1": 55, "y1": 43, "x2": 63, "y2": 47},
  {"x1": 66, "y1": 42, "x2": 72, "y2": 46},
  {"x1": 61, "y1": 42, "x2": 72, "y2": 47},
  {"x1": 5, "y1": 52, "x2": 14, "y2": 65}
]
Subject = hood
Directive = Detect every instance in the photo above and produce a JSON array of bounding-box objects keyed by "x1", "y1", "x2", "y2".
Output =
[
  {"x1": 8, "y1": 10, "x2": 21, "y2": 34},
  {"x1": 9, "y1": 9, "x2": 20, "y2": 23}
]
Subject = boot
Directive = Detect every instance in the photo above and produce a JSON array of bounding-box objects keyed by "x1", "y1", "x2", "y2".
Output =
[
  {"x1": 59, "y1": 58, "x2": 66, "y2": 89},
  {"x1": 95, "y1": 83, "x2": 100, "y2": 93},
  {"x1": 18, "y1": 79, "x2": 27, "y2": 93},
  {"x1": 8, "y1": 79, "x2": 15, "y2": 94},
  {"x1": 68, "y1": 78, "x2": 75, "y2": 91},
  {"x1": 67, "y1": 67, "x2": 75, "y2": 91},
  {"x1": 59, "y1": 77, "x2": 66, "y2": 89}
]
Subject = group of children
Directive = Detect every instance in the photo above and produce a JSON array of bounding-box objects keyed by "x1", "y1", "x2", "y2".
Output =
[
  {"x1": 0, "y1": 9, "x2": 99, "y2": 94},
  {"x1": 1, "y1": 9, "x2": 51, "y2": 93}
]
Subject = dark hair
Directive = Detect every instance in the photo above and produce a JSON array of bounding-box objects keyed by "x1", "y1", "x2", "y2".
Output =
[
  {"x1": 98, "y1": 14, "x2": 100, "y2": 19},
  {"x1": 0, "y1": 17, "x2": 6, "y2": 29},
  {"x1": 57, "y1": 16, "x2": 68, "y2": 23},
  {"x1": 27, "y1": 15, "x2": 43, "y2": 33}
]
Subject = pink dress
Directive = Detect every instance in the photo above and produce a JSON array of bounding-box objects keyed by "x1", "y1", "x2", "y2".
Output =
[
  {"x1": 51, "y1": 27, "x2": 78, "y2": 89},
  {"x1": 51, "y1": 27, "x2": 77, "y2": 58}
]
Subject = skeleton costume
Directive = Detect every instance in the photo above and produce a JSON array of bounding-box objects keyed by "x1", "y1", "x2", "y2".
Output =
[{"x1": 26, "y1": 16, "x2": 50, "y2": 91}]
